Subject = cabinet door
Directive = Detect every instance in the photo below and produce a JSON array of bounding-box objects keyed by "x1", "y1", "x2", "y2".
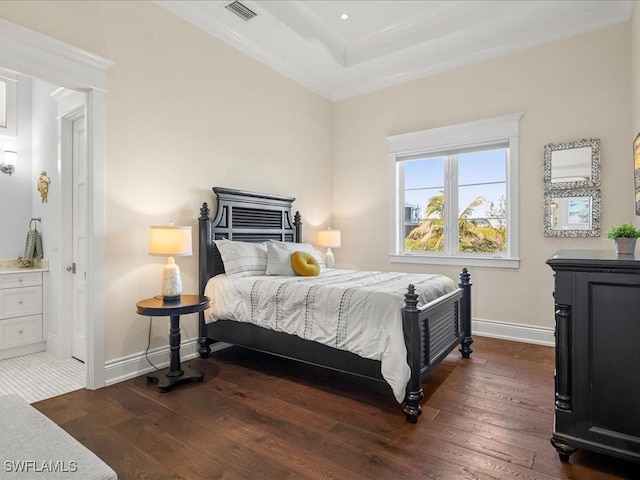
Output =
[
  {"x1": 566, "y1": 271, "x2": 640, "y2": 453},
  {"x1": 0, "y1": 315, "x2": 43, "y2": 349},
  {"x1": 0, "y1": 287, "x2": 42, "y2": 319},
  {"x1": 0, "y1": 272, "x2": 42, "y2": 289}
]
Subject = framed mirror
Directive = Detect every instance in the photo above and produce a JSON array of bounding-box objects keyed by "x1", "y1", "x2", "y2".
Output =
[
  {"x1": 543, "y1": 138, "x2": 600, "y2": 190},
  {"x1": 544, "y1": 189, "x2": 601, "y2": 237}
]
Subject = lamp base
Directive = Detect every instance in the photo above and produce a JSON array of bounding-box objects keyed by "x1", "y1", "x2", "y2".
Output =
[
  {"x1": 160, "y1": 257, "x2": 183, "y2": 300},
  {"x1": 161, "y1": 294, "x2": 181, "y2": 303},
  {"x1": 324, "y1": 248, "x2": 335, "y2": 268}
]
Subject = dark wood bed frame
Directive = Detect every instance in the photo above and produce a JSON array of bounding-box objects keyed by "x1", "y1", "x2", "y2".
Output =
[{"x1": 198, "y1": 187, "x2": 473, "y2": 423}]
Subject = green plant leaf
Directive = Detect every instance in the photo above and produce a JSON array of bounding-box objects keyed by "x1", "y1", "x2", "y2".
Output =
[{"x1": 606, "y1": 223, "x2": 640, "y2": 238}]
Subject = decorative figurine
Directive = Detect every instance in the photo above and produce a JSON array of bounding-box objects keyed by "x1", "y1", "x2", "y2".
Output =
[{"x1": 37, "y1": 171, "x2": 50, "y2": 203}]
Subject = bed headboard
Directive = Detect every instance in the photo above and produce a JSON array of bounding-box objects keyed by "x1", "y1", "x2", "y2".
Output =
[{"x1": 198, "y1": 187, "x2": 302, "y2": 293}]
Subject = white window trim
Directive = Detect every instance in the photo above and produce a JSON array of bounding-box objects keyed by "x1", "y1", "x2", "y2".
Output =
[
  {"x1": 387, "y1": 113, "x2": 522, "y2": 269},
  {"x1": 0, "y1": 71, "x2": 17, "y2": 136}
]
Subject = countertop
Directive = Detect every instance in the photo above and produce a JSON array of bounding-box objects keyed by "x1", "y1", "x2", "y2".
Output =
[{"x1": 0, "y1": 258, "x2": 48, "y2": 274}]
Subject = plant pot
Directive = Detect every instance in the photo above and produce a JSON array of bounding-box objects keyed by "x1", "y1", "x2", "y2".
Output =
[{"x1": 613, "y1": 237, "x2": 637, "y2": 255}]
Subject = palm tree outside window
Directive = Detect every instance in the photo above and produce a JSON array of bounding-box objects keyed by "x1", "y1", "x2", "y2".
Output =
[{"x1": 401, "y1": 147, "x2": 508, "y2": 256}]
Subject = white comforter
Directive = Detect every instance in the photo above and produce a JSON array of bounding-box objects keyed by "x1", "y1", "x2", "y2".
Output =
[{"x1": 204, "y1": 269, "x2": 457, "y2": 402}]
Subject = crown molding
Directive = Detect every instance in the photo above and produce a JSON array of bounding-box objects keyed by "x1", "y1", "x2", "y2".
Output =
[
  {"x1": 155, "y1": 1, "x2": 635, "y2": 102},
  {"x1": 0, "y1": 18, "x2": 114, "y2": 91},
  {"x1": 156, "y1": 0, "x2": 335, "y2": 99}
]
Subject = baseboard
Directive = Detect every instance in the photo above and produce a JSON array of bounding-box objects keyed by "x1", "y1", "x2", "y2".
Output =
[
  {"x1": 103, "y1": 320, "x2": 552, "y2": 385},
  {"x1": 0, "y1": 342, "x2": 45, "y2": 361},
  {"x1": 104, "y1": 339, "x2": 229, "y2": 386},
  {"x1": 472, "y1": 318, "x2": 554, "y2": 346}
]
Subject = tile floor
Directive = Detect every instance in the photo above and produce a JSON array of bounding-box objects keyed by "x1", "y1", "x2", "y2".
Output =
[{"x1": 0, "y1": 351, "x2": 84, "y2": 403}]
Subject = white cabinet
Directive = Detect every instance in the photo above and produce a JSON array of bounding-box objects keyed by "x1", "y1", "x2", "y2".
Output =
[
  {"x1": 0, "y1": 271, "x2": 43, "y2": 354},
  {"x1": 0, "y1": 315, "x2": 42, "y2": 349},
  {"x1": 0, "y1": 271, "x2": 42, "y2": 289}
]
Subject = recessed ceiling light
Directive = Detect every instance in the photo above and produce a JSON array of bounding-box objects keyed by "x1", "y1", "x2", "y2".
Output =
[{"x1": 340, "y1": 13, "x2": 349, "y2": 20}]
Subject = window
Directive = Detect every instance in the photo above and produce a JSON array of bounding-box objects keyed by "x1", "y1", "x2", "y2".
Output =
[
  {"x1": 388, "y1": 114, "x2": 521, "y2": 268},
  {"x1": 0, "y1": 73, "x2": 17, "y2": 137},
  {"x1": 0, "y1": 79, "x2": 6, "y2": 128}
]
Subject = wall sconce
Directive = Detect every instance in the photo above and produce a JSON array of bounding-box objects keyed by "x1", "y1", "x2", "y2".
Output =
[
  {"x1": 148, "y1": 223, "x2": 193, "y2": 302},
  {"x1": 0, "y1": 150, "x2": 16, "y2": 176},
  {"x1": 317, "y1": 228, "x2": 341, "y2": 268}
]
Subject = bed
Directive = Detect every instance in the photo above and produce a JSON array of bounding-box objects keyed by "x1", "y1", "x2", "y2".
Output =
[{"x1": 198, "y1": 187, "x2": 473, "y2": 423}]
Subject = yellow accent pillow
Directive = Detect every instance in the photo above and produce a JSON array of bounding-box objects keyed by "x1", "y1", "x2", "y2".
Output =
[{"x1": 291, "y1": 251, "x2": 320, "y2": 276}]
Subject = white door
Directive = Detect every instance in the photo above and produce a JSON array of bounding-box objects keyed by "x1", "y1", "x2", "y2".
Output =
[{"x1": 70, "y1": 113, "x2": 88, "y2": 362}]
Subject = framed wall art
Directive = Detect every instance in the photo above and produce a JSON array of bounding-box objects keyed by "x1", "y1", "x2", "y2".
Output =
[{"x1": 567, "y1": 198, "x2": 591, "y2": 226}]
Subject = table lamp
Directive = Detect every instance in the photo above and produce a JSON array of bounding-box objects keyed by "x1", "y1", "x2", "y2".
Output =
[
  {"x1": 148, "y1": 223, "x2": 192, "y2": 302},
  {"x1": 317, "y1": 228, "x2": 341, "y2": 268}
]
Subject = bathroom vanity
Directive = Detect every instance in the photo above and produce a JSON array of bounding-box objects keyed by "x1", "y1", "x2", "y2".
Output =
[{"x1": 0, "y1": 260, "x2": 46, "y2": 360}]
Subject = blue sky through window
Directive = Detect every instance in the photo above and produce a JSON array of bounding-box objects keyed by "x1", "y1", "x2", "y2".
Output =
[{"x1": 403, "y1": 148, "x2": 506, "y2": 220}]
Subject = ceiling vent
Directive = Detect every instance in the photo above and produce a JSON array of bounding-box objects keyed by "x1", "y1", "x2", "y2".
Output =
[{"x1": 225, "y1": 1, "x2": 257, "y2": 22}]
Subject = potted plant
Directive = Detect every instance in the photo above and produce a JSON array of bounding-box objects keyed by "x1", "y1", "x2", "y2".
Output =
[{"x1": 606, "y1": 223, "x2": 640, "y2": 254}]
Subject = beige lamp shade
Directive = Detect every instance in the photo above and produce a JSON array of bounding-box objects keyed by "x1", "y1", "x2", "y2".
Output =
[
  {"x1": 148, "y1": 225, "x2": 193, "y2": 256},
  {"x1": 317, "y1": 229, "x2": 341, "y2": 249},
  {"x1": 317, "y1": 229, "x2": 341, "y2": 268}
]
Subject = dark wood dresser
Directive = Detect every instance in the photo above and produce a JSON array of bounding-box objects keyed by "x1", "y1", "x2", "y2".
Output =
[{"x1": 547, "y1": 250, "x2": 640, "y2": 463}]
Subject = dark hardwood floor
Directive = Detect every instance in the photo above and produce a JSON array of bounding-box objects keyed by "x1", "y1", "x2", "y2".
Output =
[{"x1": 34, "y1": 336, "x2": 639, "y2": 479}]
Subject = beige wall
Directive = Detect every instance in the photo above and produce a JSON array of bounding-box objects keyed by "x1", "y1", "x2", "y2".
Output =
[
  {"x1": 332, "y1": 24, "x2": 631, "y2": 331},
  {"x1": 632, "y1": 1, "x2": 640, "y2": 230},
  {"x1": 0, "y1": 1, "x2": 333, "y2": 361},
  {"x1": 633, "y1": 1, "x2": 640, "y2": 141}
]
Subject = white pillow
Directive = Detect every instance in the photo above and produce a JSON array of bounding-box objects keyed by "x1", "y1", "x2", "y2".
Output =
[
  {"x1": 215, "y1": 240, "x2": 267, "y2": 277},
  {"x1": 265, "y1": 241, "x2": 295, "y2": 276},
  {"x1": 268, "y1": 240, "x2": 326, "y2": 268}
]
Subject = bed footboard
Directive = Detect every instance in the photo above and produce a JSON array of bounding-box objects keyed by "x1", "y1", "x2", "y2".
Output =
[{"x1": 402, "y1": 268, "x2": 472, "y2": 423}]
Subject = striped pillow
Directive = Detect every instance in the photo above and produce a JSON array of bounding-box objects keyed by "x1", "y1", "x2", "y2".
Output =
[{"x1": 214, "y1": 240, "x2": 267, "y2": 277}]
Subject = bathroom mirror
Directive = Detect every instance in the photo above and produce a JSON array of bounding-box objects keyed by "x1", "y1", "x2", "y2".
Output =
[
  {"x1": 543, "y1": 138, "x2": 600, "y2": 190},
  {"x1": 544, "y1": 189, "x2": 601, "y2": 237}
]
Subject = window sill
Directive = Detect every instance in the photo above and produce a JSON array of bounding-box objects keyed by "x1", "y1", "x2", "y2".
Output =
[{"x1": 390, "y1": 254, "x2": 520, "y2": 269}]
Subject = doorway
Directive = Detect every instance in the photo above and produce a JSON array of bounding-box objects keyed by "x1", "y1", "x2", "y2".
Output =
[
  {"x1": 0, "y1": 77, "x2": 87, "y2": 402},
  {"x1": 0, "y1": 16, "x2": 113, "y2": 391}
]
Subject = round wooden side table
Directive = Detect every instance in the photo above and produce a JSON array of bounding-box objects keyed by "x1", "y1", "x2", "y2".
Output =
[{"x1": 136, "y1": 294, "x2": 210, "y2": 392}]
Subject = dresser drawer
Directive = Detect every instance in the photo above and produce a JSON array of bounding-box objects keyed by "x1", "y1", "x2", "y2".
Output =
[
  {"x1": 0, "y1": 315, "x2": 43, "y2": 349},
  {"x1": 0, "y1": 286, "x2": 42, "y2": 319},
  {"x1": 0, "y1": 272, "x2": 42, "y2": 289}
]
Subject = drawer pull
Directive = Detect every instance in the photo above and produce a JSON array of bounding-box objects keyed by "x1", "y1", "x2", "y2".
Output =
[
  {"x1": 18, "y1": 300, "x2": 23, "y2": 305},
  {"x1": 18, "y1": 329, "x2": 23, "y2": 334},
  {"x1": 18, "y1": 278, "x2": 23, "y2": 283}
]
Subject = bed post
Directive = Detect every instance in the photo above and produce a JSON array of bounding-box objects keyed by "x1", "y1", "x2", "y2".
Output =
[
  {"x1": 198, "y1": 202, "x2": 214, "y2": 358},
  {"x1": 402, "y1": 284, "x2": 423, "y2": 423},
  {"x1": 459, "y1": 268, "x2": 473, "y2": 358},
  {"x1": 293, "y1": 210, "x2": 302, "y2": 243}
]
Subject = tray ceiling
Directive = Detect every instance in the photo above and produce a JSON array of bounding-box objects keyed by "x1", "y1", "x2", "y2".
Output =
[{"x1": 156, "y1": 1, "x2": 634, "y2": 100}]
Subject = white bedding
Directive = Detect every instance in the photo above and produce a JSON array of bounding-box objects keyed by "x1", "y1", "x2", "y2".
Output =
[{"x1": 204, "y1": 269, "x2": 458, "y2": 403}]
